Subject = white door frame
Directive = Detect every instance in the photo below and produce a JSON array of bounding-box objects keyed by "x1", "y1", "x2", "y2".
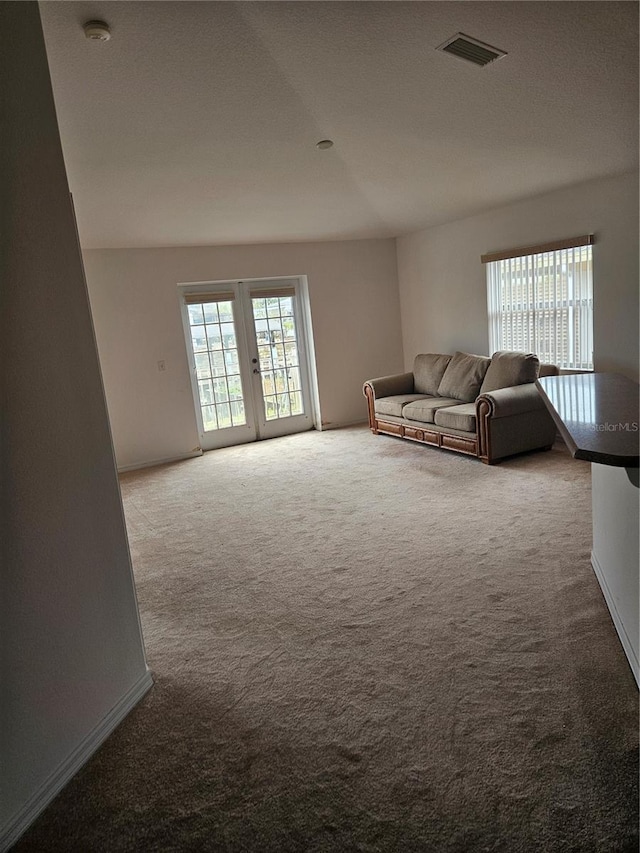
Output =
[
  {"x1": 178, "y1": 281, "x2": 258, "y2": 450},
  {"x1": 244, "y1": 277, "x2": 314, "y2": 440},
  {"x1": 178, "y1": 275, "x2": 319, "y2": 450}
]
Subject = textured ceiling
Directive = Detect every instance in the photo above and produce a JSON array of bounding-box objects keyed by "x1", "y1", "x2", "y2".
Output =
[{"x1": 40, "y1": 1, "x2": 638, "y2": 249}]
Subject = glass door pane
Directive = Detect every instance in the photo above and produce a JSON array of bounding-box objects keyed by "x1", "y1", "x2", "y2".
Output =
[
  {"x1": 251, "y1": 294, "x2": 305, "y2": 423},
  {"x1": 185, "y1": 296, "x2": 256, "y2": 450}
]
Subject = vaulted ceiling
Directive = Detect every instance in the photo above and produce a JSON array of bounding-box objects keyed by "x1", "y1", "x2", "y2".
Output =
[{"x1": 40, "y1": 1, "x2": 638, "y2": 249}]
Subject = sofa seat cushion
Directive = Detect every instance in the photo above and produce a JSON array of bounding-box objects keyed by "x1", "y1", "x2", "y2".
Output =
[
  {"x1": 413, "y1": 353, "x2": 452, "y2": 396},
  {"x1": 402, "y1": 397, "x2": 460, "y2": 424},
  {"x1": 437, "y1": 351, "x2": 491, "y2": 402},
  {"x1": 479, "y1": 350, "x2": 539, "y2": 394},
  {"x1": 434, "y1": 402, "x2": 477, "y2": 433},
  {"x1": 375, "y1": 394, "x2": 432, "y2": 418}
]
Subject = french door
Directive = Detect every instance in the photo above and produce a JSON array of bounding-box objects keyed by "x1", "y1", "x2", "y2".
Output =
[{"x1": 181, "y1": 278, "x2": 314, "y2": 451}]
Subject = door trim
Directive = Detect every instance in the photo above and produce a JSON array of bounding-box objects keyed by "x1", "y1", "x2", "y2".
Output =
[
  {"x1": 178, "y1": 281, "x2": 258, "y2": 451},
  {"x1": 178, "y1": 276, "x2": 320, "y2": 448},
  {"x1": 243, "y1": 278, "x2": 314, "y2": 440}
]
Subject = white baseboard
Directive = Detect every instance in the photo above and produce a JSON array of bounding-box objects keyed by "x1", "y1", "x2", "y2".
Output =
[
  {"x1": 118, "y1": 449, "x2": 203, "y2": 473},
  {"x1": 591, "y1": 551, "x2": 639, "y2": 687},
  {"x1": 0, "y1": 668, "x2": 154, "y2": 852},
  {"x1": 318, "y1": 419, "x2": 368, "y2": 431}
]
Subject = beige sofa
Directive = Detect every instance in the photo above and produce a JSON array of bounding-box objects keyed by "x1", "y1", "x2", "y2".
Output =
[{"x1": 363, "y1": 350, "x2": 559, "y2": 464}]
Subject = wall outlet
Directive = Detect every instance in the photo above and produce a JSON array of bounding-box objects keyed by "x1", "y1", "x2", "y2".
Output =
[{"x1": 157, "y1": 360, "x2": 166, "y2": 371}]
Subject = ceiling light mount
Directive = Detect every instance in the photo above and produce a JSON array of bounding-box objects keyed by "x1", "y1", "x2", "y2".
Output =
[{"x1": 84, "y1": 20, "x2": 111, "y2": 42}]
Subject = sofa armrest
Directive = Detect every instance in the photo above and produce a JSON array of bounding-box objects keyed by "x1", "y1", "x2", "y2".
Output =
[
  {"x1": 476, "y1": 383, "x2": 546, "y2": 419},
  {"x1": 363, "y1": 372, "x2": 414, "y2": 431},
  {"x1": 476, "y1": 383, "x2": 557, "y2": 463},
  {"x1": 363, "y1": 372, "x2": 415, "y2": 399}
]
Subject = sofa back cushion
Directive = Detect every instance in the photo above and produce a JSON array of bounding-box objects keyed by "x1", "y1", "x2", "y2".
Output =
[
  {"x1": 437, "y1": 351, "x2": 491, "y2": 402},
  {"x1": 413, "y1": 353, "x2": 452, "y2": 396},
  {"x1": 479, "y1": 351, "x2": 540, "y2": 395}
]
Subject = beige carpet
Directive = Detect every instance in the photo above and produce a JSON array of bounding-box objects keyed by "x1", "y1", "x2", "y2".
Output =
[{"x1": 15, "y1": 427, "x2": 638, "y2": 852}]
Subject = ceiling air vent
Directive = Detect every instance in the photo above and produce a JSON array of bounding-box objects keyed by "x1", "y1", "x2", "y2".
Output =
[{"x1": 437, "y1": 33, "x2": 506, "y2": 67}]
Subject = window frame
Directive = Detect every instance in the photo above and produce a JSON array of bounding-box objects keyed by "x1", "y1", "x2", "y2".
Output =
[{"x1": 482, "y1": 235, "x2": 594, "y2": 371}]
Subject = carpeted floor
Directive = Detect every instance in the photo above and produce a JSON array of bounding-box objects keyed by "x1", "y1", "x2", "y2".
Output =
[{"x1": 15, "y1": 426, "x2": 638, "y2": 852}]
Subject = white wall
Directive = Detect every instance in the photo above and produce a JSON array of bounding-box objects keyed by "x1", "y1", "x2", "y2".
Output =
[
  {"x1": 83, "y1": 240, "x2": 402, "y2": 470},
  {"x1": 591, "y1": 464, "x2": 639, "y2": 684},
  {"x1": 396, "y1": 171, "x2": 639, "y2": 380},
  {"x1": 0, "y1": 5, "x2": 151, "y2": 848}
]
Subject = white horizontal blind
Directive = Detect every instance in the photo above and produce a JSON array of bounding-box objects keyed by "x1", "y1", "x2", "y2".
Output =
[{"x1": 486, "y1": 244, "x2": 593, "y2": 369}]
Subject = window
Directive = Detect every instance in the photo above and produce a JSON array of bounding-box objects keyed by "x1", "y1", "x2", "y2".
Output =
[
  {"x1": 482, "y1": 235, "x2": 594, "y2": 370},
  {"x1": 251, "y1": 291, "x2": 304, "y2": 421},
  {"x1": 184, "y1": 292, "x2": 247, "y2": 431}
]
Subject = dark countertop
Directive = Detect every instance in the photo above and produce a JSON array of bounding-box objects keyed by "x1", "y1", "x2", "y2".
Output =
[{"x1": 536, "y1": 373, "x2": 639, "y2": 467}]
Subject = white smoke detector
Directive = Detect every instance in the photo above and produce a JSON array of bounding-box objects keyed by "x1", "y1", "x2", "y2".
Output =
[{"x1": 84, "y1": 20, "x2": 111, "y2": 41}]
